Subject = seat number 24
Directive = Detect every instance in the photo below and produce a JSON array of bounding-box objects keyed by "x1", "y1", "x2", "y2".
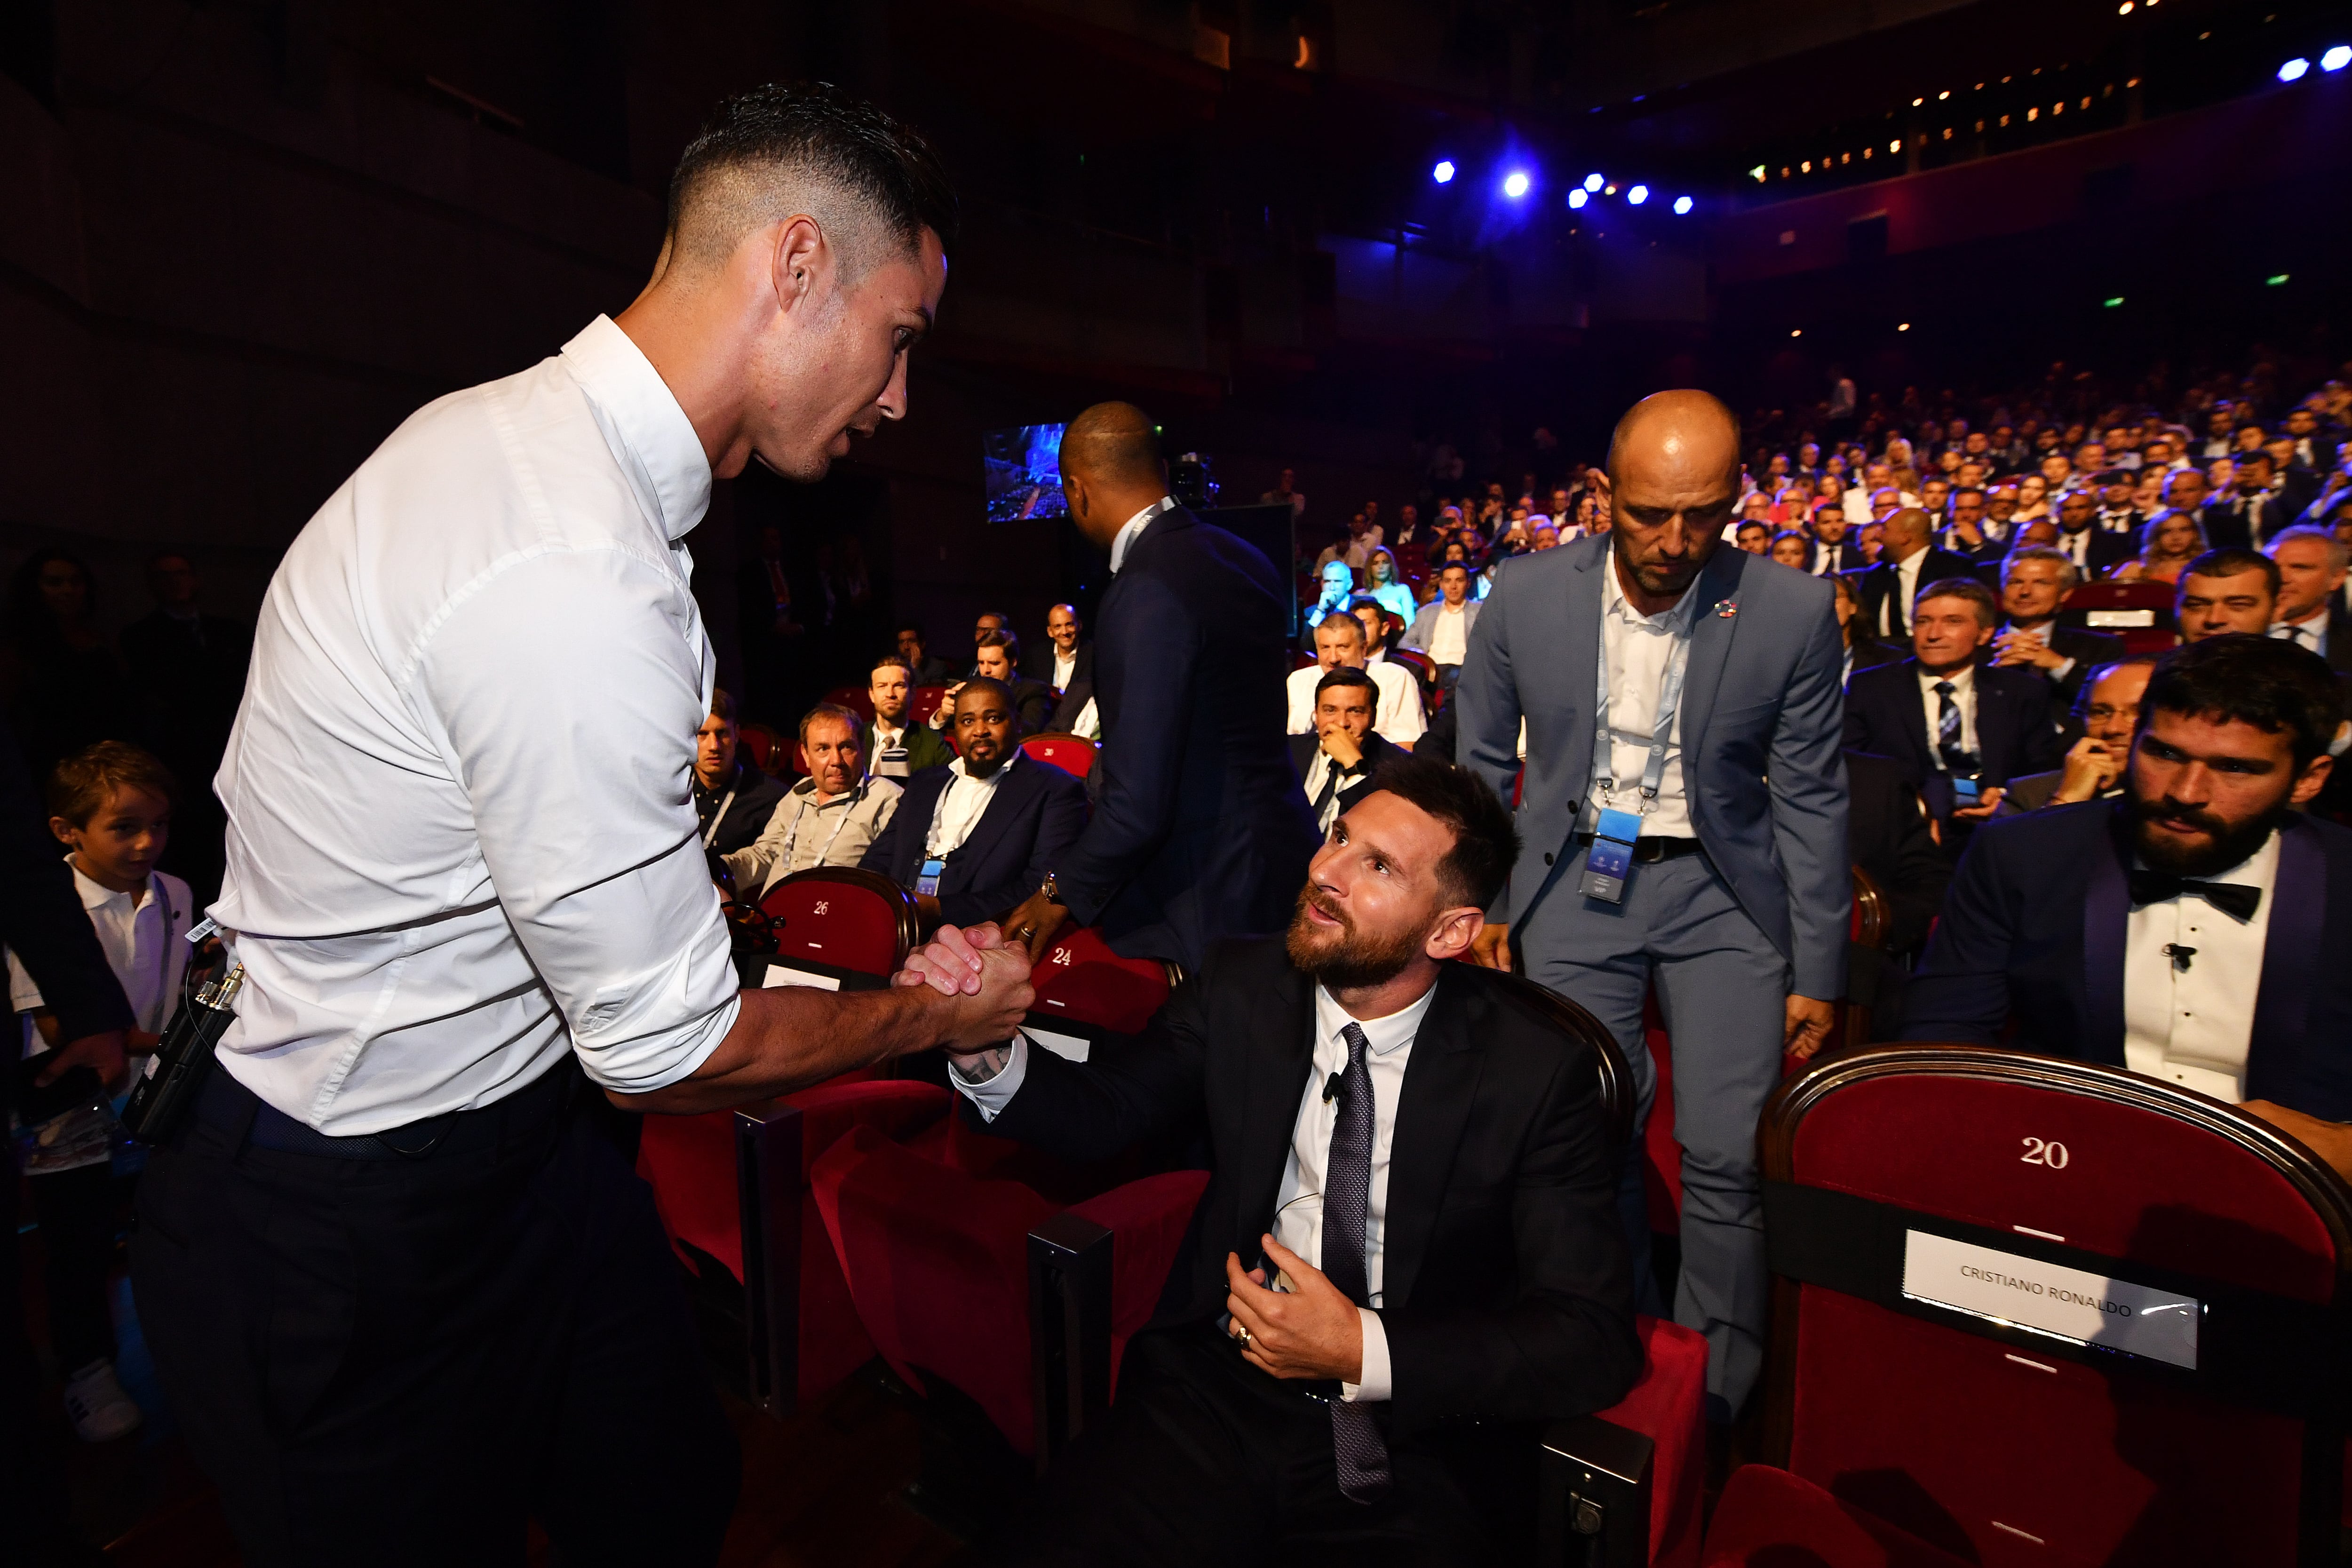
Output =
[{"x1": 2020, "y1": 1137, "x2": 2070, "y2": 1169}]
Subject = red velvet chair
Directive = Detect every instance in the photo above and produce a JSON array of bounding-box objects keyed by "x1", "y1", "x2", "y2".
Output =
[
  {"x1": 1017, "y1": 732, "x2": 1097, "y2": 780},
  {"x1": 910, "y1": 684, "x2": 949, "y2": 725},
  {"x1": 735, "y1": 721, "x2": 789, "y2": 775},
  {"x1": 1700, "y1": 1465, "x2": 1975, "y2": 1567},
  {"x1": 821, "y1": 685, "x2": 876, "y2": 723},
  {"x1": 755, "y1": 866, "x2": 919, "y2": 992},
  {"x1": 636, "y1": 1080, "x2": 952, "y2": 1416},
  {"x1": 1020, "y1": 925, "x2": 1180, "y2": 1061},
  {"x1": 1387, "y1": 645, "x2": 1436, "y2": 692},
  {"x1": 1737, "y1": 1043, "x2": 2352, "y2": 1565}
]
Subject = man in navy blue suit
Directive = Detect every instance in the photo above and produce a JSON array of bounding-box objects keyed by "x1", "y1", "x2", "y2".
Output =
[
  {"x1": 1001, "y1": 402, "x2": 1319, "y2": 968},
  {"x1": 860, "y1": 677, "x2": 1086, "y2": 930},
  {"x1": 1901, "y1": 635, "x2": 2352, "y2": 1180}
]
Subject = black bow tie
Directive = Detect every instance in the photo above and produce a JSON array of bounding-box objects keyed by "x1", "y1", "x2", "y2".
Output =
[{"x1": 2128, "y1": 870, "x2": 2261, "y2": 921}]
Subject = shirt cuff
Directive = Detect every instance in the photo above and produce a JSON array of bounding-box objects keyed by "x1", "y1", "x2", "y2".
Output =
[
  {"x1": 1341, "y1": 1308, "x2": 1391, "y2": 1402},
  {"x1": 2050, "y1": 655, "x2": 2077, "y2": 682},
  {"x1": 946, "y1": 1031, "x2": 1030, "y2": 1122}
]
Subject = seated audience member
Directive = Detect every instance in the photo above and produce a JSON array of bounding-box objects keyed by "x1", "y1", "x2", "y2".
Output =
[
  {"x1": 1307, "y1": 560, "x2": 1357, "y2": 640},
  {"x1": 2177, "y1": 548, "x2": 2280, "y2": 643},
  {"x1": 1401, "y1": 563, "x2": 1480, "y2": 692},
  {"x1": 1899, "y1": 637, "x2": 2352, "y2": 1179},
  {"x1": 1042, "y1": 602, "x2": 1093, "y2": 700},
  {"x1": 2113, "y1": 506, "x2": 2208, "y2": 585},
  {"x1": 724, "y1": 704, "x2": 901, "y2": 895},
  {"x1": 867, "y1": 655, "x2": 956, "y2": 779},
  {"x1": 2091, "y1": 468, "x2": 2144, "y2": 541},
  {"x1": 1835, "y1": 573, "x2": 1904, "y2": 683},
  {"x1": 936, "y1": 631, "x2": 1054, "y2": 736},
  {"x1": 1988, "y1": 546, "x2": 2122, "y2": 705},
  {"x1": 1941, "y1": 487, "x2": 2004, "y2": 564},
  {"x1": 1768, "y1": 529, "x2": 1811, "y2": 569},
  {"x1": 692, "y1": 688, "x2": 788, "y2": 856},
  {"x1": 2003, "y1": 655, "x2": 2159, "y2": 811},
  {"x1": 1733, "y1": 520, "x2": 1772, "y2": 555},
  {"x1": 934, "y1": 758, "x2": 1640, "y2": 1560},
  {"x1": 1290, "y1": 669, "x2": 1407, "y2": 834},
  {"x1": 1843, "y1": 577, "x2": 2065, "y2": 827},
  {"x1": 2203, "y1": 452, "x2": 2288, "y2": 549},
  {"x1": 1806, "y1": 503, "x2": 1859, "y2": 575},
  {"x1": 2266, "y1": 525, "x2": 2352, "y2": 672},
  {"x1": 1287, "y1": 611, "x2": 1426, "y2": 744},
  {"x1": 7, "y1": 741, "x2": 194, "y2": 1444},
  {"x1": 860, "y1": 678, "x2": 1085, "y2": 930},
  {"x1": 2049, "y1": 489, "x2": 2135, "y2": 580},
  {"x1": 895, "y1": 621, "x2": 953, "y2": 686},
  {"x1": 1853, "y1": 508, "x2": 1977, "y2": 642},
  {"x1": 971, "y1": 611, "x2": 1024, "y2": 675},
  {"x1": 1363, "y1": 548, "x2": 1417, "y2": 621}
]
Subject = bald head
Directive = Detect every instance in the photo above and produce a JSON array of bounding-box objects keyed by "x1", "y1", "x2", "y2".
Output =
[
  {"x1": 1882, "y1": 508, "x2": 1933, "y2": 559},
  {"x1": 1597, "y1": 390, "x2": 1741, "y2": 609},
  {"x1": 1059, "y1": 402, "x2": 1168, "y2": 550},
  {"x1": 1606, "y1": 390, "x2": 1742, "y2": 489}
]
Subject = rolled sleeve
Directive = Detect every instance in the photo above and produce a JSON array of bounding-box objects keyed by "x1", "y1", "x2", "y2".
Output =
[{"x1": 416, "y1": 548, "x2": 739, "y2": 1093}]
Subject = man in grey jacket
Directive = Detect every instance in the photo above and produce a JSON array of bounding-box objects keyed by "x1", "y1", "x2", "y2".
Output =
[
  {"x1": 1456, "y1": 390, "x2": 1849, "y2": 1420},
  {"x1": 1401, "y1": 561, "x2": 1482, "y2": 694}
]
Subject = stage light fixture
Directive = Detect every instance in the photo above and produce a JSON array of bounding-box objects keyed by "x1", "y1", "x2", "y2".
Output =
[
  {"x1": 1503, "y1": 169, "x2": 1532, "y2": 198},
  {"x1": 1584, "y1": 173, "x2": 1605, "y2": 191},
  {"x1": 2268, "y1": 273, "x2": 2291, "y2": 286},
  {"x1": 1433, "y1": 159, "x2": 1456, "y2": 184},
  {"x1": 2103, "y1": 295, "x2": 2125, "y2": 308},
  {"x1": 1791, "y1": 329, "x2": 1803, "y2": 338},
  {"x1": 1888, "y1": 139, "x2": 1902, "y2": 153},
  {"x1": 1749, "y1": 165, "x2": 1767, "y2": 182},
  {"x1": 2278, "y1": 56, "x2": 2309, "y2": 82},
  {"x1": 2323, "y1": 45, "x2": 2351, "y2": 71},
  {"x1": 1627, "y1": 184, "x2": 1649, "y2": 205},
  {"x1": 1568, "y1": 188, "x2": 1589, "y2": 209},
  {"x1": 2118, "y1": 2, "x2": 2132, "y2": 14},
  {"x1": 1899, "y1": 322, "x2": 1912, "y2": 331},
  {"x1": 1673, "y1": 195, "x2": 1693, "y2": 215}
]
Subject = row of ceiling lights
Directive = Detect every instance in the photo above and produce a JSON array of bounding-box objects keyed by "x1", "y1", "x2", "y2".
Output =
[{"x1": 1433, "y1": 160, "x2": 1695, "y2": 214}]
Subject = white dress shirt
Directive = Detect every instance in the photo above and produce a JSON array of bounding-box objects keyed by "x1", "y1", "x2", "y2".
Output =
[
  {"x1": 1915, "y1": 662, "x2": 1979, "y2": 768},
  {"x1": 2273, "y1": 608, "x2": 2331, "y2": 660},
  {"x1": 2057, "y1": 526, "x2": 2094, "y2": 573},
  {"x1": 926, "y1": 753, "x2": 1016, "y2": 860},
  {"x1": 1052, "y1": 647, "x2": 1077, "y2": 692},
  {"x1": 1286, "y1": 662, "x2": 1426, "y2": 744},
  {"x1": 210, "y1": 315, "x2": 741, "y2": 1134},
  {"x1": 2123, "y1": 830, "x2": 2279, "y2": 1102},
  {"x1": 9, "y1": 862, "x2": 195, "y2": 1045},
  {"x1": 1109, "y1": 496, "x2": 1177, "y2": 574},
  {"x1": 1424, "y1": 602, "x2": 1469, "y2": 667},
  {"x1": 1878, "y1": 548, "x2": 1929, "y2": 637},
  {"x1": 871, "y1": 718, "x2": 912, "y2": 777},
  {"x1": 953, "y1": 979, "x2": 1438, "y2": 1403},
  {"x1": 1582, "y1": 559, "x2": 1699, "y2": 838}
]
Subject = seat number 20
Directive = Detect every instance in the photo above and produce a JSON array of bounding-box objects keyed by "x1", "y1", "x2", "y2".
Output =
[{"x1": 2020, "y1": 1137, "x2": 2070, "y2": 1169}]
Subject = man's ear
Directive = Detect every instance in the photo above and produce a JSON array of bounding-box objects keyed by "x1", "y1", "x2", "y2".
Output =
[
  {"x1": 2292, "y1": 749, "x2": 2336, "y2": 807},
  {"x1": 1424, "y1": 907, "x2": 1484, "y2": 964},
  {"x1": 47, "y1": 815, "x2": 78, "y2": 849},
  {"x1": 1588, "y1": 469, "x2": 1614, "y2": 519},
  {"x1": 771, "y1": 216, "x2": 826, "y2": 314}
]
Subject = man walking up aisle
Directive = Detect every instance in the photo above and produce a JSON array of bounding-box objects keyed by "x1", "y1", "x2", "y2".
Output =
[{"x1": 1455, "y1": 390, "x2": 1849, "y2": 1421}]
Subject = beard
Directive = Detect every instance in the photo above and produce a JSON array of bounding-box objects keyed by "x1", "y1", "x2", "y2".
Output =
[
  {"x1": 1284, "y1": 884, "x2": 1423, "y2": 990},
  {"x1": 2124, "y1": 777, "x2": 2288, "y2": 878}
]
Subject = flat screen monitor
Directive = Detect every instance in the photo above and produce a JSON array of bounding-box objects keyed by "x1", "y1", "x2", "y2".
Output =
[{"x1": 982, "y1": 423, "x2": 1068, "y2": 521}]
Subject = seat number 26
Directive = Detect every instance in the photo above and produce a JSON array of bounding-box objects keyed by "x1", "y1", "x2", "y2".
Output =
[{"x1": 2020, "y1": 1137, "x2": 2070, "y2": 1169}]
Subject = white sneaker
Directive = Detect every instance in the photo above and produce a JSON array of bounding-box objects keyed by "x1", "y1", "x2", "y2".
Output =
[{"x1": 63, "y1": 1359, "x2": 143, "y2": 1442}]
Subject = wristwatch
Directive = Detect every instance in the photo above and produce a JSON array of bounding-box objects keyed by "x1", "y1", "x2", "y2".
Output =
[{"x1": 1039, "y1": 871, "x2": 1060, "y2": 903}]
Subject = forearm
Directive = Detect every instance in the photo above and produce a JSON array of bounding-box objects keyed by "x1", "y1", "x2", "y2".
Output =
[{"x1": 613, "y1": 983, "x2": 966, "y2": 1113}]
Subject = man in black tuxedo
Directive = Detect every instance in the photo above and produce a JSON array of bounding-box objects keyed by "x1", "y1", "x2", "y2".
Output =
[
  {"x1": 1843, "y1": 576, "x2": 2065, "y2": 828},
  {"x1": 2266, "y1": 525, "x2": 2352, "y2": 674},
  {"x1": 861, "y1": 678, "x2": 1086, "y2": 929},
  {"x1": 1288, "y1": 668, "x2": 1407, "y2": 835},
  {"x1": 1001, "y1": 402, "x2": 1319, "y2": 969},
  {"x1": 1851, "y1": 508, "x2": 1977, "y2": 642},
  {"x1": 2090, "y1": 468, "x2": 2144, "y2": 550},
  {"x1": 1988, "y1": 546, "x2": 2122, "y2": 707},
  {"x1": 2203, "y1": 454, "x2": 2289, "y2": 550},
  {"x1": 924, "y1": 756, "x2": 1639, "y2": 1561},
  {"x1": 1901, "y1": 636, "x2": 2352, "y2": 1181},
  {"x1": 2050, "y1": 489, "x2": 2139, "y2": 580}
]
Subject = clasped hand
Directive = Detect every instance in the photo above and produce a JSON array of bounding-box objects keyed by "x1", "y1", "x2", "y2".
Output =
[
  {"x1": 1224, "y1": 1235, "x2": 1364, "y2": 1383},
  {"x1": 890, "y1": 921, "x2": 1035, "y2": 1052}
]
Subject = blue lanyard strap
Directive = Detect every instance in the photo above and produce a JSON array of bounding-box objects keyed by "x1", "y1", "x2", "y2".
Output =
[{"x1": 1592, "y1": 579, "x2": 1695, "y2": 810}]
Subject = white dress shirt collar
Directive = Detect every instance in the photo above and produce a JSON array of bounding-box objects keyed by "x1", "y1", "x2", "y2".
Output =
[
  {"x1": 1916, "y1": 661, "x2": 1979, "y2": 764},
  {"x1": 558, "y1": 316, "x2": 712, "y2": 543},
  {"x1": 1108, "y1": 495, "x2": 1179, "y2": 574},
  {"x1": 1312, "y1": 978, "x2": 1438, "y2": 1060},
  {"x1": 2123, "y1": 828, "x2": 2281, "y2": 1102}
]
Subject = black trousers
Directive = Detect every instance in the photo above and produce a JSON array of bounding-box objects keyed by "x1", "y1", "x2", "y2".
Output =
[
  {"x1": 130, "y1": 1062, "x2": 737, "y2": 1568},
  {"x1": 25, "y1": 1163, "x2": 124, "y2": 1375},
  {"x1": 993, "y1": 1326, "x2": 1509, "y2": 1568}
]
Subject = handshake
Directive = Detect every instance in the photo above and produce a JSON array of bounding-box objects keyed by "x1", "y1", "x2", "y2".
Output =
[{"x1": 891, "y1": 921, "x2": 1036, "y2": 1055}]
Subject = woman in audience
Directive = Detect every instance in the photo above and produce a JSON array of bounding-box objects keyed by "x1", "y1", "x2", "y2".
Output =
[
  {"x1": 2012, "y1": 471, "x2": 2050, "y2": 522},
  {"x1": 2110, "y1": 509, "x2": 2207, "y2": 585},
  {"x1": 1362, "y1": 546, "x2": 1417, "y2": 621},
  {"x1": 1769, "y1": 529, "x2": 1812, "y2": 569}
]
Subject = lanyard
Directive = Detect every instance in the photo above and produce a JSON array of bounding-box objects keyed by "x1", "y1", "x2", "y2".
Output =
[
  {"x1": 1591, "y1": 587, "x2": 1694, "y2": 812},
  {"x1": 699, "y1": 788, "x2": 737, "y2": 848},
  {"x1": 925, "y1": 760, "x2": 1009, "y2": 859},
  {"x1": 778, "y1": 784, "x2": 860, "y2": 869}
]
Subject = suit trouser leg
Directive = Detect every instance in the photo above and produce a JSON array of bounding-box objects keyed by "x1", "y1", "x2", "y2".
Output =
[{"x1": 1519, "y1": 854, "x2": 1787, "y2": 1412}]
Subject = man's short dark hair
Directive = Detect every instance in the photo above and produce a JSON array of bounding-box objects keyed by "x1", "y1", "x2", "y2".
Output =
[
  {"x1": 1366, "y1": 754, "x2": 1520, "y2": 911},
  {"x1": 976, "y1": 628, "x2": 1022, "y2": 664},
  {"x1": 708, "y1": 687, "x2": 739, "y2": 725},
  {"x1": 1314, "y1": 666, "x2": 1377, "y2": 701},
  {"x1": 2141, "y1": 635, "x2": 2345, "y2": 768},
  {"x1": 2074, "y1": 652, "x2": 2161, "y2": 721},
  {"x1": 1914, "y1": 575, "x2": 1998, "y2": 626},
  {"x1": 1316, "y1": 609, "x2": 1366, "y2": 641},
  {"x1": 897, "y1": 621, "x2": 926, "y2": 644},
  {"x1": 954, "y1": 675, "x2": 1014, "y2": 713},
  {"x1": 2181, "y1": 548, "x2": 2281, "y2": 596},
  {"x1": 798, "y1": 702, "x2": 865, "y2": 748},
  {"x1": 667, "y1": 82, "x2": 957, "y2": 271},
  {"x1": 870, "y1": 653, "x2": 913, "y2": 681}
]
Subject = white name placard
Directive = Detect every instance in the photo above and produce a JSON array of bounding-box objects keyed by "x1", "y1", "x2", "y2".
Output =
[
  {"x1": 1901, "y1": 1230, "x2": 2200, "y2": 1370},
  {"x1": 1024, "y1": 1025, "x2": 1091, "y2": 1063},
  {"x1": 763, "y1": 964, "x2": 841, "y2": 991}
]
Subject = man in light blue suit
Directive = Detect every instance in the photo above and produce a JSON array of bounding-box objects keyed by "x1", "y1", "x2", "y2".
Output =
[{"x1": 1456, "y1": 390, "x2": 1849, "y2": 1419}]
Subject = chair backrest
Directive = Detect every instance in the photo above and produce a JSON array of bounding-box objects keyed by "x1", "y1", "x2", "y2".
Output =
[
  {"x1": 1018, "y1": 732, "x2": 1097, "y2": 780},
  {"x1": 1489, "y1": 969, "x2": 1635, "y2": 1156},
  {"x1": 1387, "y1": 647, "x2": 1435, "y2": 688},
  {"x1": 910, "y1": 685, "x2": 949, "y2": 725},
  {"x1": 1758, "y1": 1043, "x2": 2352, "y2": 1566},
  {"x1": 1023, "y1": 926, "x2": 1180, "y2": 1055},
  {"x1": 822, "y1": 685, "x2": 877, "y2": 723},
  {"x1": 757, "y1": 867, "x2": 919, "y2": 982},
  {"x1": 737, "y1": 722, "x2": 790, "y2": 775},
  {"x1": 2062, "y1": 579, "x2": 2178, "y2": 645},
  {"x1": 1292, "y1": 650, "x2": 1319, "y2": 671},
  {"x1": 1838, "y1": 863, "x2": 1891, "y2": 1051}
]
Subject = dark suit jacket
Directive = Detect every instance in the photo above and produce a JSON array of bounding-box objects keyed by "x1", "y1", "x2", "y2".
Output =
[
  {"x1": 2202, "y1": 493, "x2": 2288, "y2": 551},
  {"x1": 1843, "y1": 750, "x2": 1949, "y2": 955},
  {"x1": 1851, "y1": 548, "x2": 1981, "y2": 639},
  {"x1": 1002, "y1": 677, "x2": 1057, "y2": 737},
  {"x1": 859, "y1": 755, "x2": 1087, "y2": 927},
  {"x1": 1287, "y1": 730, "x2": 1406, "y2": 821},
  {"x1": 1900, "y1": 804, "x2": 2352, "y2": 1122},
  {"x1": 1042, "y1": 645, "x2": 1098, "y2": 735},
  {"x1": 1803, "y1": 539, "x2": 1862, "y2": 577},
  {"x1": 973, "y1": 938, "x2": 1642, "y2": 1439},
  {"x1": 2050, "y1": 524, "x2": 2141, "y2": 580},
  {"x1": 1997, "y1": 620, "x2": 2123, "y2": 707},
  {"x1": 695, "y1": 759, "x2": 789, "y2": 857},
  {"x1": 1842, "y1": 658, "x2": 2065, "y2": 812},
  {"x1": 1057, "y1": 507, "x2": 1320, "y2": 967},
  {"x1": 906, "y1": 654, "x2": 954, "y2": 688},
  {"x1": 1845, "y1": 633, "x2": 1906, "y2": 681}
]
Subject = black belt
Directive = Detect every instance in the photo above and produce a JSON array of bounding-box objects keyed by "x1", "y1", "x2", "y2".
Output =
[
  {"x1": 192, "y1": 1056, "x2": 577, "y2": 1161},
  {"x1": 1570, "y1": 833, "x2": 1705, "y2": 864}
]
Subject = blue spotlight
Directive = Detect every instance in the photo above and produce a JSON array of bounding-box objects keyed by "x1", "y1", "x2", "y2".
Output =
[
  {"x1": 2278, "y1": 56, "x2": 2310, "y2": 81},
  {"x1": 2322, "y1": 45, "x2": 2350, "y2": 71},
  {"x1": 1432, "y1": 159, "x2": 1456, "y2": 184},
  {"x1": 1627, "y1": 184, "x2": 1649, "y2": 205},
  {"x1": 1583, "y1": 173, "x2": 1605, "y2": 192},
  {"x1": 1502, "y1": 169, "x2": 1532, "y2": 199},
  {"x1": 1568, "y1": 188, "x2": 1589, "y2": 209},
  {"x1": 1672, "y1": 194, "x2": 1694, "y2": 215}
]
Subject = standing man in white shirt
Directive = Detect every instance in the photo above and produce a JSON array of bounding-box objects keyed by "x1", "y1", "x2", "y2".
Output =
[{"x1": 129, "y1": 84, "x2": 1031, "y2": 1568}]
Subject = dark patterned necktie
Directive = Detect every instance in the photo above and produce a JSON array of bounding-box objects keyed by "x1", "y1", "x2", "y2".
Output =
[
  {"x1": 1324, "y1": 1022, "x2": 1391, "y2": 1504},
  {"x1": 1934, "y1": 680, "x2": 1972, "y2": 775}
]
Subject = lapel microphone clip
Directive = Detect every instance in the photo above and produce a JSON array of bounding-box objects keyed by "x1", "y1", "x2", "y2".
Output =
[
  {"x1": 2162, "y1": 943, "x2": 2196, "y2": 973},
  {"x1": 1323, "y1": 1070, "x2": 1348, "y2": 1105}
]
